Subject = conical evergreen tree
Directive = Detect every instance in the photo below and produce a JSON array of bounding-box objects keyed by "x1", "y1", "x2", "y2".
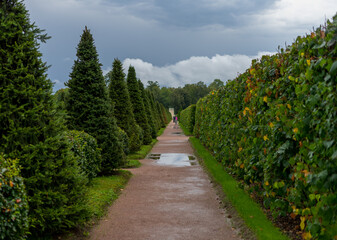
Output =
[
  {"x1": 108, "y1": 59, "x2": 142, "y2": 151},
  {"x1": 156, "y1": 101, "x2": 166, "y2": 127},
  {"x1": 66, "y1": 27, "x2": 125, "y2": 173},
  {"x1": 126, "y1": 66, "x2": 152, "y2": 144},
  {"x1": 0, "y1": 1, "x2": 88, "y2": 236},
  {"x1": 138, "y1": 80, "x2": 157, "y2": 138},
  {"x1": 147, "y1": 91, "x2": 161, "y2": 131}
]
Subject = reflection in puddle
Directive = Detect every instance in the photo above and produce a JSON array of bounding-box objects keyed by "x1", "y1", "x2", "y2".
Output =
[{"x1": 148, "y1": 153, "x2": 198, "y2": 167}]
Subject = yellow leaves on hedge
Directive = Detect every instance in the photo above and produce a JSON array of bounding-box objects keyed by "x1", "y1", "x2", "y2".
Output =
[
  {"x1": 268, "y1": 122, "x2": 274, "y2": 128},
  {"x1": 240, "y1": 163, "x2": 244, "y2": 169},
  {"x1": 250, "y1": 68, "x2": 256, "y2": 75},
  {"x1": 287, "y1": 104, "x2": 292, "y2": 110},
  {"x1": 293, "y1": 128, "x2": 299, "y2": 134},
  {"x1": 238, "y1": 147, "x2": 243, "y2": 153},
  {"x1": 243, "y1": 107, "x2": 251, "y2": 116},
  {"x1": 265, "y1": 181, "x2": 269, "y2": 186},
  {"x1": 307, "y1": 59, "x2": 311, "y2": 66},
  {"x1": 9, "y1": 181, "x2": 14, "y2": 187},
  {"x1": 302, "y1": 169, "x2": 310, "y2": 177},
  {"x1": 263, "y1": 135, "x2": 269, "y2": 141},
  {"x1": 300, "y1": 216, "x2": 306, "y2": 230},
  {"x1": 311, "y1": 32, "x2": 316, "y2": 39},
  {"x1": 301, "y1": 52, "x2": 305, "y2": 57},
  {"x1": 302, "y1": 232, "x2": 312, "y2": 240},
  {"x1": 263, "y1": 96, "x2": 268, "y2": 103}
]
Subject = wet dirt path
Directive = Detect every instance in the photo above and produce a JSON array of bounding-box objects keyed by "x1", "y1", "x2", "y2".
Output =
[{"x1": 89, "y1": 122, "x2": 240, "y2": 240}]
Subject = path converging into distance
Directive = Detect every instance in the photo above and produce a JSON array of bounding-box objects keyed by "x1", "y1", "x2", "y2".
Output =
[{"x1": 89, "y1": 121, "x2": 240, "y2": 240}]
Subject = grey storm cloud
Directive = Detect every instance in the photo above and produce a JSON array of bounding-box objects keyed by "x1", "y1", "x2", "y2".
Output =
[{"x1": 25, "y1": 0, "x2": 337, "y2": 90}]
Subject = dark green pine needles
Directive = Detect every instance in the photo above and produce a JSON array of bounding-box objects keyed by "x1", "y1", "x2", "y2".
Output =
[
  {"x1": 0, "y1": 0, "x2": 88, "y2": 236},
  {"x1": 126, "y1": 66, "x2": 152, "y2": 145},
  {"x1": 108, "y1": 59, "x2": 142, "y2": 152},
  {"x1": 66, "y1": 27, "x2": 125, "y2": 173}
]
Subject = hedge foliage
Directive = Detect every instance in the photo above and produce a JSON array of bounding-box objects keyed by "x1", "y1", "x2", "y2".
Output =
[
  {"x1": 65, "y1": 130, "x2": 102, "y2": 181},
  {"x1": 179, "y1": 104, "x2": 196, "y2": 134},
  {"x1": 0, "y1": 155, "x2": 28, "y2": 240},
  {"x1": 194, "y1": 15, "x2": 337, "y2": 239}
]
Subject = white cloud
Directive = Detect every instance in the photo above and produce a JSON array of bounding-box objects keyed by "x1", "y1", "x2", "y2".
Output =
[
  {"x1": 249, "y1": 0, "x2": 337, "y2": 33},
  {"x1": 122, "y1": 52, "x2": 275, "y2": 88}
]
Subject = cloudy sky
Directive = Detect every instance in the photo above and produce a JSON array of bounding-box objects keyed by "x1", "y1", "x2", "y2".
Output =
[{"x1": 25, "y1": 0, "x2": 337, "y2": 90}]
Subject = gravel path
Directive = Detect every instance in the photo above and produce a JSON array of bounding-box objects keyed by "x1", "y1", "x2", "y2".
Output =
[{"x1": 89, "y1": 122, "x2": 240, "y2": 240}]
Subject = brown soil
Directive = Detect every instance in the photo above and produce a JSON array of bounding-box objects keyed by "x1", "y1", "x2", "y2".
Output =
[{"x1": 88, "y1": 122, "x2": 241, "y2": 240}]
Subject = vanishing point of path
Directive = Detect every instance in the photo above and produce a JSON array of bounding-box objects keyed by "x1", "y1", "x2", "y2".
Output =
[{"x1": 89, "y1": 122, "x2": 240, "y2": 240}]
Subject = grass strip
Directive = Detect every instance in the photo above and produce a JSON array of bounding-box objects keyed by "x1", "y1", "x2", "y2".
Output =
[
  {"x1": 189, "y1": 137, "x2": 289, "y2": 240},
  {"x1": 86, "y1": 170, "x2": 132, "y2": 219},
  {"x1": 123, "y1": 127, "x2": 166, "y2": 168}
]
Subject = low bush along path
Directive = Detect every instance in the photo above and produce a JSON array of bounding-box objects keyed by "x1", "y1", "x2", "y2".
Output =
[{"x1": 89, "y1": 121, "x2": 240, "y2": 240}]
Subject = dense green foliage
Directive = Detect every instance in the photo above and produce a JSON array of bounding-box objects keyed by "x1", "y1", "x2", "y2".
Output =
[
  {"x1": 0, "y1": 155, "x2": 28, "y2": 240},
  {"x1": 66, "y1": 27, "x2": 125, "y2": 173},
  {"x1": 65, "y1": 130, "x2": 102, "y2": 181},
  {"x1": 179, "y1": 104, "x2": 196, "y2": 134},
  {"x1": 147, "y1": 79, "x2": 223, "y2": 112},
  {"x1": 127, "y1": 66, "x2": 152, "y2": 145},
  {"x1": 194, "y1": 15, "x2": 337, "y2": 239},
  {"x1": 0, "y1": 1, "x2": 89, "y2": 236},
  {"x1": 108, "y1": 59, "x2": 142, "y2": 152}
]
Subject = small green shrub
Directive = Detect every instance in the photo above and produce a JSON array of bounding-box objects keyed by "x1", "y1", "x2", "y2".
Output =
[
  {"x1": 65, "y1": 130, "x2": 102, "y2": 181},
  {"x1": 117, "y1": 127, "x2": 130, "y2": 155},
  {"x1": 0, "y1": 154, "x2": 28, "y2": 240}
]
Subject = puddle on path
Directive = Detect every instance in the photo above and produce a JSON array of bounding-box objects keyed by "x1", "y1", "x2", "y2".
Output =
[
  {"x1": 147, "y1": 153, "x2": 198, "y2": 167},
  {"x1": 171, "y1": 132, "x2": 183, "y2": 135}
]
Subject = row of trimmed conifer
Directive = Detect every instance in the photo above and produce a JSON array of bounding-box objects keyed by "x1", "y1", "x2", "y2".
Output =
[{"x1": 0, "y1": 1, "x2": 170, "y2": 239}]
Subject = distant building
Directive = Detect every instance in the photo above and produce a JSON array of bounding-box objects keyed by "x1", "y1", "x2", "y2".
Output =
[{"x1": 169, "y1": 108, "x2": 174, "y2": 117}]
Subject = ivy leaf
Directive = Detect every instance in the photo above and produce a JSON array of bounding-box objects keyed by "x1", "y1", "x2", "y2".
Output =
[
  {"x1": 331, "y1": 150, "x2": 337, "y2": 159},
  {"x1": 323, "y1": 140, "x2": 334, "y2": 149},
  {"x1": 329, "y1": 60, "x2": 337, "y2": 75}
]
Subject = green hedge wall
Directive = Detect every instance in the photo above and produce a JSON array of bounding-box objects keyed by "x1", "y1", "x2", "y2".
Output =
[
  {"x1": 0, "y1": 155, "x2": 28, "y2": 240},
  {"x1": 194, "y1": 15, "x2": 337, "y2": 239},
  {"x1": 179, "y1": 104, "x2": 196, "y2": 134}
]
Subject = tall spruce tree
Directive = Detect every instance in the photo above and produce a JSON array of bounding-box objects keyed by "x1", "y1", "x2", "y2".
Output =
[
  {"x1": 108, "y1": 59, "x2": 142, "y2": 151},
  {"x1": 66, "y1": 27, "x2": 125, "y2": 173},
  {"x1": 138, "y1": 80, "x2": 157, "y2": 138},
  {"x1": 0, "y1": 0, "x2": 88, "y2": 236},
  {"x1": 126, "y1": 66, "x2": 152, "y2": 144}
]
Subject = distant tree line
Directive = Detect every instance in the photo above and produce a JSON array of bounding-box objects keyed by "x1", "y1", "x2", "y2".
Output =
[
  {"x1": 0, "y1": 1, "x2": 170, "y2": 239},
  {"x1": 146, "y1": 79, "x2": 224, "y2": 113}
]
